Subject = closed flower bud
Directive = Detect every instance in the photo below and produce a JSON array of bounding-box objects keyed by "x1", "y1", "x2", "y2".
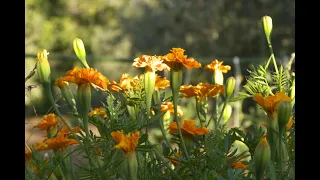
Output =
[
  {"x1": 122, "y1": 152, "x2": 138, "y2": 180},
  {"x1": 222, "y1": 104, "x2": 232, "y2": 124},
  {"x1": 73, "y1": 38, "x2": 89, "y2": 68},
  {"x1": 36, "y1": 49, "x2": 51, "y2": 85},
  {"x1": 277, "y1": 101, "x2": 292, "y2": 136},
  {"x1": 225, "y1": 77, "x2": 235, "y2": 100},
  {"x1": 254, "y1": 134, "x2": 271, "y2": 180},
  {"x1": 262, "y1": 16, "x2": 273, "y2": 45}
]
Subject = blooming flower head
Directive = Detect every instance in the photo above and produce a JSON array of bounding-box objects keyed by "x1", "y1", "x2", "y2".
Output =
[
  {"x1": 204, "y1": 59, "x2": 231, "y2": 73},
  {"x1": 60, "y1": 66, "x2": 110, "y2": 90},
  {"x1": 229, "y1": 161, "x2": 248, "y2": 170},
  {"x1": 110, "y1": 73, "x2": 143, "y2": 92},
  {"x1": 133, "y1": 55, "x2": 170, "y2": 72},
  {"x1": 169, "y1": 120, "x2": 209, "y2": 136},
  {"x1": 111, "y1": 131, "x2": 140, "y2": 154},
  {"x1": 35, "y1": 135, "x2": 78, "y2": 151},
  {"x1": 162, "y1": 48, "x2": 201, "y2": 70},
  {"x1": 254, "y1": 91, "x2": 292, "y2": 117},
  {"x1": 55, "y1": 78, "x2": 69, "y2": 88},
  {"x1": 179, "y1": 83, "x2": 225, "y2": 101},
  {"x1": 155, "y1": 74, "x2": 170, "y2": 90},
  {"x1": 89, "y1": 107, "x2": 108, "y2": 118},
  {"x1": 160, "y1": 101, "x2": 184, "y2": 116},
  {"x1": 34, "y1": 113, "x2": 60, "y2": 131}
]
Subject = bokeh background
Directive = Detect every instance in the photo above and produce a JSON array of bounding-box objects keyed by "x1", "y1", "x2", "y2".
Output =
[{"x1": 25, "y1": 0, "x2": 295, "y2": 143}]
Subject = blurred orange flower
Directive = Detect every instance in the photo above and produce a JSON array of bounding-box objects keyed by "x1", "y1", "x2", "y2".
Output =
[
  {"x1": 89, "y1": 107, "x2": 107, "y2": 118},
  {"x1": 162, "y1": 48, "x2": 201, "y2": 69},
  {"x1": 35, "y1": 135, "x2": 78, "y2": 151},
  {"x1": 34, "y1": 113, "x2": 60, "y2": 131},
  {"x1": 111, "y1": 131, "x2": 140, "y2": 154},
  {"x1": 60, "y1": 66, "x2": 110, "y2": 90},
  {"x1": 204, "y1": 59, "x2": 231, "y2": 73},
  {"x1": 254, "y1": 91, "x2": 292, "y2": 117},
  {"x1": 160, "y1": 101, "x2": 184, "y2": 116},
  {"x1": 179, "y1": 83, "x2": 225, "y2": 101},
  {"x1": 55, "y1": 78, "x2": 69, "y2": 88},
  {"x1": 169, "y1": 120, "x2": 209, "y2": 135},
  {"x1": 169, "y1": 152, "x2": 183, "y2": 165},
  {"x1": 57, "y1": 126, "x2": 81, "y2": 137},
  {"x1": 155, "y1": 74, "x2": 170, "y2": 90},
  {"x1": 229, "y1": 161, "x2": 248, "y2": 170},
  {"x1": 133, "y1": 55, "x2": 170, "y2": 72},
  {"x1": 286, "y1": 116, "x2": 294, "y2": 131}
]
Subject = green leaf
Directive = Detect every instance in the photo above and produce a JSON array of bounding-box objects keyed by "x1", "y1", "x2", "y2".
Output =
[
  {"x1": 268, "y1": 161, "x2": 277, "y2": 180},
  {"x1": 229, "y1": 95, "x2": 250, "y2": 102},
  {"x1": 138, "y1": 133, "x2": 148, "y2": 145},
  {"x1": 228, "y1": 168, "x2": 234, "y2": 180}
]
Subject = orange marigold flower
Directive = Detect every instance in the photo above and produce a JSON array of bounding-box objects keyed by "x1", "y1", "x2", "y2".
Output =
[
  {"x1": 35, "y1": 135, "x2": 78, "y2": 151},
  {"x1": 89, "y1": 107, "x2": 108, "y2": 118},
  {"x1": 133, "y1": 55, "x2": 170, "y2": 72},
  {"x1": 169, "y1": 120, "x2": 209, "y2": 135},
  {"x1": 286, "y1": 116, "x2": 294, "y2": 131},
  {"x1": 229, "y1": 161, "x2": 248, "y2": 170},
  {"x1": 254, "y1": 91, "x2": 292, "y2": 117},
  {"x1": 111, "y1": 131, "x2": 140, "y2": 154},
  {"x1": 60, "y1": 66, "x2": 110, "y2": 90},
  {"x1": 34, "y1": 113, "x2": 59, "y2": 131},
  {"x1": 155, "y1": 74, "x2": 170, "y2": 90},
  {"x1": 179, "y1": 83, "x2": 225, "y2": 101},
  {"x1": 160, "y1": 101, "x2": 184, "y2": 116},
  {"x1": 57, "y1": 126, "x2": 81, "y2": 137},
  {"x1": 55, "y1": 78, "x2": 69, "y2": 88},
  {"x1": 169, "y1": 152, "x2": 183, "y2": 165},
  {"x1": 162, "y1": 48, "x2": 201, "y2": 69},
  {"x1": 204, "y1": 59, "x2": 231, "y2": 73}
]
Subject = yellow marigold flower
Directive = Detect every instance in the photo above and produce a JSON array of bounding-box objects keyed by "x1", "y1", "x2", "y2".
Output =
[
  {"x1": 133, "y1": 55, "x2": 170, "y2": 72},
  {"x1": 60, "y1": 66, "x2": 110, "y2": 90},
  {"x1": 229, "y1": 161, "x2": 248, "y2": 170},
  {"x1": 35, "y1": 135, "x2": 78, "y2": 151},
  {"x1": 204, "y1": 59, "x2": 231, "y2": 73},
  {"x1": 155, "y1": 74, "x2": 170, "y2": 90},
  {"x1": 286, "y1": 116, "x2": 294, "y2": 131},
  {"x1": 111, "y1": 131, "x2": 140, "y2": 154},
  {"x1": 34, "y1": 113, "x2": 59, "y2": 131},
  {"x1": 160, "y1": 101, "x2": 184, "y2": 116},
  {"x1": 254, "y1": 91, "x2": 292, "y2": 117},
  {"x1": 169, "y1": 120, "x2": 209, "y2": 135},
  {"x1": 169, "y1": 152, "x2": 183, "y2": 166},
  {"x1": 55, "y1": 78, "x2": 69, "y2": 88},
  {"x1": 89, "y1": 107, "x2": 107, "y2": 118},
  {"x1": 179, "y1": 83, "x2": 225, "y2": 101},
  {"x1": 162, "y1": 48, "x2": 201, "y2": 69}
]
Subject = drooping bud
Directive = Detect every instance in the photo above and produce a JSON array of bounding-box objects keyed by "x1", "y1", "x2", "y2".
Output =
[
  {"x1": 225, "y1": 77, "x2": 235, "y2": 100},
  {"x1": 222, "y1": 104, "x2": 233, "y2": 124},
  {"x1": 73, "y1": 38, "x2": 89, "y2": 68},
  {"x1": 277, "y1": 101, "x2": 292, "y2": 137},
  {"x1": 254, "y1": 134, "x2": 271, "y2": 180},
  {"x1": 36, "y1": 49, "x2": 51, "y2": 85},
  {"x1": 55, "y1": 79, "x2": 77, "y2": 112},
  {"x1": 261, "y1": 16, "x2": 273, "y2": 45}
]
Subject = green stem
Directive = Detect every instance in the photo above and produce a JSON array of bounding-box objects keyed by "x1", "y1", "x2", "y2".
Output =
[
  {"x1": 171, "y1": 70, "x2": 190, "y2": 160},
  {"x1": 217, "y1": 98, "x2": 228, "y2": 128}
]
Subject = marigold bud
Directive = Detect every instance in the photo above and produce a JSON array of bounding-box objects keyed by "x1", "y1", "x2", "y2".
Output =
[
  {"x1": 254, "y1": 134, "x2": 271, "y2": 180},
  {"x1": 36, "y1": 49, "x2": 51, "y2": 85},
  {"x1": 122, "y1": 152, "x2": 138, "y2": 180},
  {"x1": 277, "y1": 101, "x2": 292, "y2": 136},
  {"x1": 73, "y1": 38, "x2": 89, "y2": 68},
  {"x1": 225, "y1": 77, "x2": 235, "y2": 100},
  {"x1": 222, "y1": 104, "x2": 232, "y2": 124},
  {"x1": 262, "y1": 16, "x2": 273, "y2": 45}
]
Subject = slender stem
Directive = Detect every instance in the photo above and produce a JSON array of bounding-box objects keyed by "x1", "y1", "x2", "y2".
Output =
[{"x1": 217, "y1": 98, "x2": 227, "y2": 128}]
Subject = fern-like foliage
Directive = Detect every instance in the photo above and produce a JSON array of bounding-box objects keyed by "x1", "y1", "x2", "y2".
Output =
[{"x1": 271, "y1": 65, "x2": 290, "y2": 93}]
